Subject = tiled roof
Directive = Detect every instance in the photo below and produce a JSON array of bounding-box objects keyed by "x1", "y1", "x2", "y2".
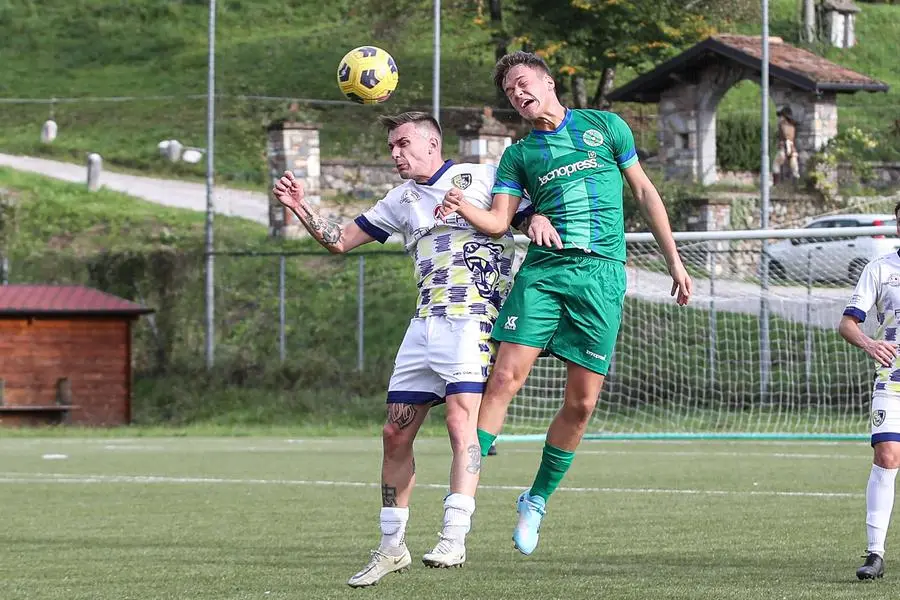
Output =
[
  {"x1": 608, "y1": 35, "x2": 888, "y2": 103},
  {"x1": 0, "y1": 285, "x2": 152, "y2": 316}
]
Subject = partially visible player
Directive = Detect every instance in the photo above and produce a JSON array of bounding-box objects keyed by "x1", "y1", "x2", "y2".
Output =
[
  {"x1": 273, "y1": 111, "x2": 550, "y2": 586},
  {"x1": 839, "y1": 203, "x2": 900, "y2": 580},
  {"x1": 440, "y1": 51, "x2": 691, "y2": 555}
]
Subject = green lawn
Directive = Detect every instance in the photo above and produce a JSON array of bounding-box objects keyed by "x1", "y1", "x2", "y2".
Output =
[{"x1": 0, "y1": 435, "x2": 891, "y2": 600}]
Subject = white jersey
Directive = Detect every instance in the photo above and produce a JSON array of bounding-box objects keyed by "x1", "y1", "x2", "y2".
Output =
[
  {"x1": 354, "y1": 160, "x2": 532, "y2": 320},
  {"x1": 844, "y1": 250, "x2": 900, "y2": 393}
]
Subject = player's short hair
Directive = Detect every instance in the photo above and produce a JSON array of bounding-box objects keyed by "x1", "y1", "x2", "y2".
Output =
[
  {"x1": 894, "y1": 200, "x2": 900, "y2": 220},
  {"x1": 493, "y1": 51, "x2": 552, "y2": 94},
  {"x1": 378, "y1": 111, "x2": 442, "y2": 139}
]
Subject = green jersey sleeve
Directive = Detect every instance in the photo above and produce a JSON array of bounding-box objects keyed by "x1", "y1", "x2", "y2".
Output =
[
  {"x1": 607, "y1": 112, "x2": 639, "y2": 171},
  {"x1": 491, "y1": 143, "x2": 526, "y2": 198}
]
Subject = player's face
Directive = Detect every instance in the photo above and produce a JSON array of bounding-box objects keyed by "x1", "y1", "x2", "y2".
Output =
[
  {"x1": 503, "y1": 64, "x2": 554, "y2": 120},
  {"x1": 387, "y1": 122, "x2": 437, "y2": 180}
]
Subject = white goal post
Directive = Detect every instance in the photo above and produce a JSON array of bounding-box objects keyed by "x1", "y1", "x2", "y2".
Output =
[{"x1": 504, "y1": 224, "x2": 897, "y2": 440}]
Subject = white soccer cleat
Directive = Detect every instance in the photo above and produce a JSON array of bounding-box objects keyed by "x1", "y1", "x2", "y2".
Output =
[
  {"x1": 422, "y1": 534, "x2": 466, "y2": 568},
  {"x1": 347, "y1": 545, "x2": 412, "y2": 587}
]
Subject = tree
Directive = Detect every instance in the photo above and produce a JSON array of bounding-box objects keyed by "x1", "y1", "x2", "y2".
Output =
[{"x1": 499, "y1": 0, "x2": 758, "y2": 107}]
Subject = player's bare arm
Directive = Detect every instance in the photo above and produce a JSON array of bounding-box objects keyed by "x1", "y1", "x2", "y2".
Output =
[
  {"x1": 273, "y1": 171, "x2": 374, "y2": 254},
  {"x1": 440, "y1": 188, "x2": 521, "y2": 237},
  {"x1": 839, "y1": 314, "x2": 899, "y2": 367},
  {"x1": 623, "y1": 162, "x2": 692, "y2": 305}
]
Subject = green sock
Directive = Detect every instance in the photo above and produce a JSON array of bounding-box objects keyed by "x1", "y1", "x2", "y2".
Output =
[
  {"x1": 477, "y1": 429, "x2": 497, "y2": 457},
  {"x1": 529, "y1": 442, "x2": 575, "y2": 502}
]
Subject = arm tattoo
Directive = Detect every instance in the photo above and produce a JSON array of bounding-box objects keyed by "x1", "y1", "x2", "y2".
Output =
[
  {"x1": 387, "y1": 404, "x2": 417, "y2": 430},
  {"x1": 516, "y1": 214, "x2": 533, "y2": 236},
  {"x1": 381, "y1": 484, "x2": 398, "y2": 507},
  {"x1": 297, "y1": 204, "x2": 344, "y2": 247},
  {"x1": 465, "y1": 443, "x2": 482, "y2": 475}
]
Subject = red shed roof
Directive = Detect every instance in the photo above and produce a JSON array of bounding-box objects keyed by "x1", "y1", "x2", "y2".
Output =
[{"x1": 0, "y1": 285, "x2": 153, "y2": 316}]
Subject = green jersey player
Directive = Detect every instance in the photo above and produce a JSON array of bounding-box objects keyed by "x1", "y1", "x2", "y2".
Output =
[{"x1": 440, "y1": 51, "x2": 693, "y2": 555}]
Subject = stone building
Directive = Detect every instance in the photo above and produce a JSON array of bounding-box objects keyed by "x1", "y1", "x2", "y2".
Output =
[{"x1": 607, "y1": 35, "x2": 888, "y2": 186}]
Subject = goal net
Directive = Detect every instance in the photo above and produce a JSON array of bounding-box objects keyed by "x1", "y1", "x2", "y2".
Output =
[{"x1": 505, "y1": 225, "x2": 895, "y2": 439}]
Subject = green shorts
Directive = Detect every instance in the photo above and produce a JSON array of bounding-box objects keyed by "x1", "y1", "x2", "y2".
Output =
[{"x1": 493, "y1": 248, "x2": 626, "y2": 375}]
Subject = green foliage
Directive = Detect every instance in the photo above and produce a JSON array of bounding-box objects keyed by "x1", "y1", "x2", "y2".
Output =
[
  {"x1": 716, "y1": 114, "x2": 772, "y2": 173},
  {"x1": 807, "y1": 127, "x2": 880, "y2": 200}
]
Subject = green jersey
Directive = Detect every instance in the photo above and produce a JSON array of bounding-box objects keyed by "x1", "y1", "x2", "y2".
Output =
[{"x1": 492, "y1": 109, "x2": 638, "y2": 262}]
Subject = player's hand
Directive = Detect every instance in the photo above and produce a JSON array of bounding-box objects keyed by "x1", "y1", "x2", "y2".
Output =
[
  {"x1": 528, "y1": 214, "x2": 562, "y2": 249},
  {"x1": 273, "y1": 170, "x2": 305, "y2": 212},
  {"x1": 669, "y1": 261, "x2": 692, "y2": 306},
  {"x1": 864, "y1": 339, "x2": 898, "y2": 367},
  {"x1": 438, "y1": 187, "x2": 467, "y2": 220}
]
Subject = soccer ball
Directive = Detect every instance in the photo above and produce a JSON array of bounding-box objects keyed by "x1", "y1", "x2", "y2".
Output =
[{"x1": 336, "y1": 46, "x2": 399, "y2": 105}]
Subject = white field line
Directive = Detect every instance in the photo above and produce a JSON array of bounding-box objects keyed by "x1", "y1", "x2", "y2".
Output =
[{"x1": 0, "y1": 472, "x2": 863, "y2": 499}]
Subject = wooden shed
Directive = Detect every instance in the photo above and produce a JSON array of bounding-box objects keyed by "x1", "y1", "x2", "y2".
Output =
[{"x1": 0, "y1": 285, "x2": 152, "y2": 426}]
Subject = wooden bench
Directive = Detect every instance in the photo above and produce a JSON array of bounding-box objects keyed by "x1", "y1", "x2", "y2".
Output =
[{"x1": 0, "y1": 378, "x2": 78, "y2": 426}]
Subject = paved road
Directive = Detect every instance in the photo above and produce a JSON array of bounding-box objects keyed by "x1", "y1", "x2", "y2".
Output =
[
  {"x1": 0, "y1": 153, "x2": 270, "y2": 225},
  {"x1": 1, "y1": 152, "x2": 853, "y2": 328}
]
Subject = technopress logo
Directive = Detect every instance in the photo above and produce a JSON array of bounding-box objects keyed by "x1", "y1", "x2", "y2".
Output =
[{"x1": 537, "y1": 158, "x2": 598, "y2": 186}]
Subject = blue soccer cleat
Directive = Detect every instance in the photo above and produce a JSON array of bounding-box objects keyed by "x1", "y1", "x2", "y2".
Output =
[{"x1": 512, "y1": 490, "x2": 546, "y2": 555}]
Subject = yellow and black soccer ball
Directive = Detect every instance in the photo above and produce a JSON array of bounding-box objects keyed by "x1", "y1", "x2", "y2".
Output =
[{"x1": 336, "y1": 46, "x2": 399, "y2": 105}]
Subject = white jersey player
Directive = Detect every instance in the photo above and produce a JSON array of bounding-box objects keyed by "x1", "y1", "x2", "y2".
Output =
[
  {"x1": 840, "y1": 212, "x2": 900, "y2": 581},
  {"x1": 272, "y1": 111, "x2": 549, "y2": 587}
]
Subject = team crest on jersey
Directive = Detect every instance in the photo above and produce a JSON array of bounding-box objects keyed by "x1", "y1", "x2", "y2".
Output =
[
  {"x1": 451, "y1": 173, "x2": 472, "y2": 189},
  {"x1": 463, "y1": 241, "x2": 504, "y2": 299},
  {"x1": 888, "y1": 274, "x2": 900, "y2": 287},
  {"x1": 583, "y1": 129, "x2": 604, "y2": 147},
  {"x1": 400, "y1": 189, "x2": 421, "y2": 204},
  {"x1": 874, "y1": 409, "x2": 886, "y2": 427}
]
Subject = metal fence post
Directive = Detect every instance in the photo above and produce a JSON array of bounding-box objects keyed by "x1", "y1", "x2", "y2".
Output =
[
  {"x1": 279, "y1": 253, "x2": 286, "y2": 363},
  {"x1": 357, "y1": 255, "x2": 365, "y2": 372},
  {"x1": 709, "y1": 245, "x2": 717, "y2": 392},
  {"x1": 805, "y1": 248, "x2": 813, "y2": 399}
]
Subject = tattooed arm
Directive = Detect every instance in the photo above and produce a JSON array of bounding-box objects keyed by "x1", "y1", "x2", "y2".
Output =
[{"x1": 273, "y1": 171, "x2": 374, "y2": 254}]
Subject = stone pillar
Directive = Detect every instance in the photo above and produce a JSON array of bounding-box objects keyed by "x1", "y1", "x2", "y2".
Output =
[
  {"x1": 266, "y1": 121, "x2": 321, "y2": 238},
  {"x1": 658, "y1": 88, "x2": 699, "y2": 183},
  {"x1": 457, "y1": 107, "x2": 513, "y2": 165}
]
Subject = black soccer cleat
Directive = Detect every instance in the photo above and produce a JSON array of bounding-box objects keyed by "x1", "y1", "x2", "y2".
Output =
[
  {"x1": 487, "y1": 443, "x2": 497, "y2": 456},
  {"x1": 857, "y1": 552, "x2": 885, "y2": 580}
]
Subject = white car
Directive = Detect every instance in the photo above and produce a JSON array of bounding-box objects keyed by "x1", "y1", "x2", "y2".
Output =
[{"x1": 767, "y1": 214, "x2": 899, "y2": 284}]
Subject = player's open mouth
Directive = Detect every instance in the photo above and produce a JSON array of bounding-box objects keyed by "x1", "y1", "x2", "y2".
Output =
[{"x1": 520, "y1": 99, "x2": 535, "y2": 110}]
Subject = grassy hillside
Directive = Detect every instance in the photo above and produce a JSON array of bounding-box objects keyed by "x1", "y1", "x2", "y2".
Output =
[
  {"x1": 2, "y1": 0, "x2": 900, "y2": 186},
  {"x1": 0, "y1": 168, "x2": 871, "y2": 427}
]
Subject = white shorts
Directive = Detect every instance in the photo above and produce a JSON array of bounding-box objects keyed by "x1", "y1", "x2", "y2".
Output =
[
  {"x1": 871, "y1": 391, "x2": 900, "y2": 445},
  {"x1": 386, "y1": 316, "x2": 496, "y2": 405}
]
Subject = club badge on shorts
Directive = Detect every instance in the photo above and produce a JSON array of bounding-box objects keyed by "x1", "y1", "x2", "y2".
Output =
[{"x1": 873, "y1": 409, "x2": 886, "y2": 427}]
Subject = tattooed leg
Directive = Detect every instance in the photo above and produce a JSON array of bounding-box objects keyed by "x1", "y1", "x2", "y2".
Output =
[
  {"x1": 381, "y1": 402, "x2": 430, "y2": 507},
  {"x1": 445, "y1": 392, "x2": 483, "y2": 497}
]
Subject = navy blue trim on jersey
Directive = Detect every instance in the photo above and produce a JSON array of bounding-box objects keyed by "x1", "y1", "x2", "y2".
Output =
[
  {"x1": 446, "y1": 382, "x2": 486, "y2": 396},
  {"x1": 843, "y1": 307, "x2": 867, "y2": 322},
  {"x1": 511, "y1": 204, "x2": 535, "y2": 229},
  {"x1": 616, "y1": 147, "x2": 638, "y2": 165},
  {"x1": 872, "y1": 432, "x2": 900, "y2": 446},
  {"x1": 531, "y1": 108, "x2": 573, "y2": 136},
  {"x1": 422, "y1": 160, "x2": 455, "y2": 186},
  {"x1": 354, "y1": 215, "x2": 390, "y2": 243},
  {"x1": 386, "y1": 390, "x2": 443, "y2": 405}
]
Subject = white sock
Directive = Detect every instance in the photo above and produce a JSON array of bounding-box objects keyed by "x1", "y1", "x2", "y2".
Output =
[
  {"x1": 380, "y1": 507, "x2": 409, "y2": 552},
  {"x1": 866, "y1": 464, "x2": 898, "y2": 557},
  {"x1": 441, "y1": 493, "x2": 476, "y2": 543}
]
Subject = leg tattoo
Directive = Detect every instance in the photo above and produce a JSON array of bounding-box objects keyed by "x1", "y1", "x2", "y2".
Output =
[
  {"x1": 465, "y1": 443, "x2": 482, "y2": 475},
  {"x1": 388, "y1": 403, "x2": 417, "y2": 430},
  {"x1": 382, "y1": 484, "x2": 398, "y2": 507}
]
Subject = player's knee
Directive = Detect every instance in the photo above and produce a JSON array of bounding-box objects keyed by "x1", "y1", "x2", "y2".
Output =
[
  {"x1": 382, "y1": 421, "x2": 415, "y2": 456},
  {"x1": 444, "y1": 406, "x2": 474, "y2": 449},
  {"x1": 487, "y1": 365, "x2": 524, "y2": 395},
  {"x1": 563, "y1": 396, "x2": 597, "y2": 424},
  {"x1": 874, "y1": 442, "x2": 900, "y2": 469}
]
